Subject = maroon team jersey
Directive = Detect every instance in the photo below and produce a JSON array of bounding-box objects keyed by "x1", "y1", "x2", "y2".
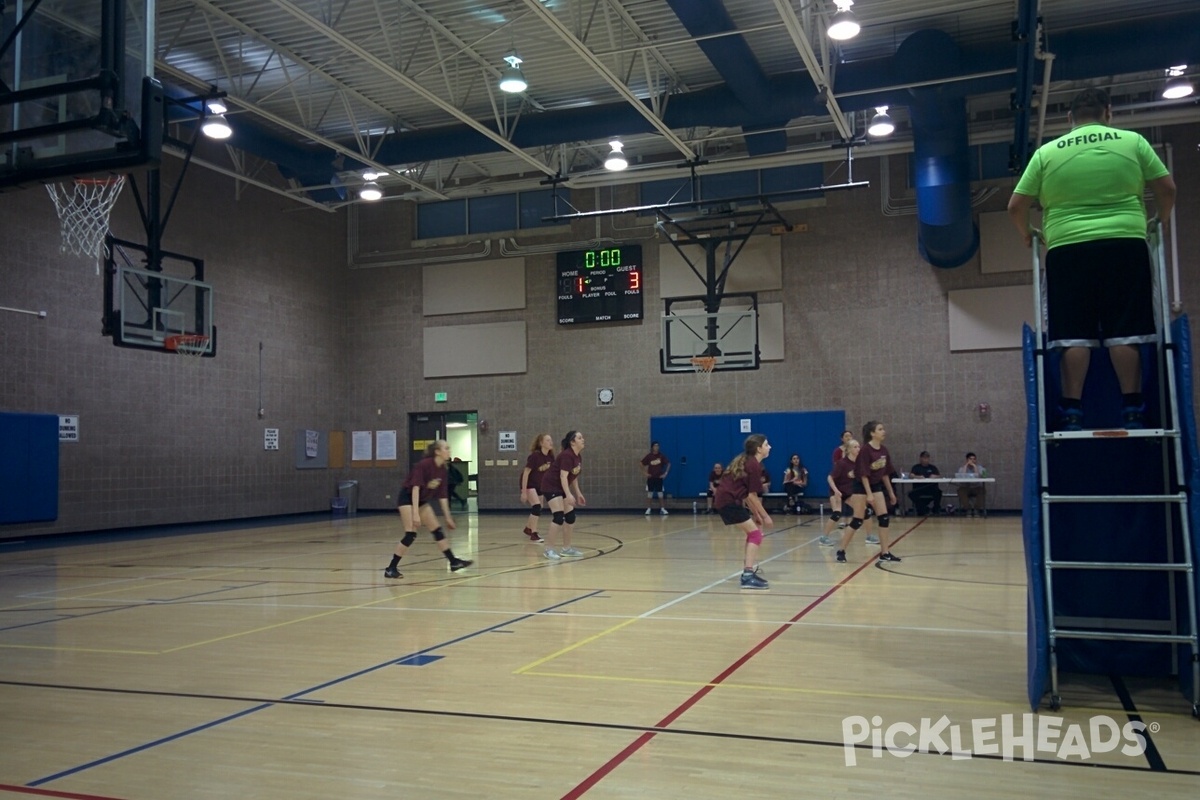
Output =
[
  {"x1": 524, "y1": 450, "x2": 555, "y2": 490},
  {"x1": 708, "y1": 469, "x2": 722, "y2": 487},
  {"x1": 713, "y1": 456, "x2": 764, "y2": 508},
  {"x1": 541, "y1": 448, "x2": 582, "y2": 495},
  {"x1": 831, "y1": 445, "x2": 845, "y2": 466},
  {"x1": 829, "y1": 457, "x2": 857, "y2": 498},
  {"x1": 641, "y1": 451, "x2": 670, "y2": 478},
  {"x1": 856, "y1": 443, "x2": 892, "y2": 486},
  {"x1": 403, "y1": 457, "x2": 449, "y2": 505}
]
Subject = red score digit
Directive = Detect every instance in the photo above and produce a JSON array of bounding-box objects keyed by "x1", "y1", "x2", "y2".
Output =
[{"x1": 628, "y1": 269, "x2": 641, "y2": 290}]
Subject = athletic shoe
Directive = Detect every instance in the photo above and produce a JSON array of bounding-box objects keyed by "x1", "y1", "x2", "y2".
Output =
[
  {"x1": 525, "y1": 529, "x2": 544, "y2": 543},
  {"x1": 739, "y1": 570, "x2": 769, "y2": 589},
  {"x1": 449, "y1": 559, "x2": 473, "y2": 572},
  {"x1": 383, "y1": 566, "x2": 402, "y2": 579},
  {"x1": 864, "y1": 534, "x2": 880, "y2": 545},
  {"x1": 878, "y1": 552, "x2": 902, "y2": 563},
  {"x1": 817, "y1": 535, "x2": 836, "y2": 546},
  {"x1": 644, "y1": 508, "x2": 651, "y2": 516},
  {"x1": 1058, "y1": 406, "x2": 1084, "y2": 432},
  {"x1": 660, "y1": 508, "x2": 669, "y2": 516},
  {"x1": 836, "y1": 550, "x2": 846, "y2": 563},
  {"x1": 836, "y1": 521, "x2": 847, "y2": 529},
  {"x1": 543, "y1": 549, "x2": 561, "y2": 560},
  {"x1": 1122, "y1": 405, "x2": 1146, "y2": 430},
  {"x1": 559, "y1": 546, "x2": 583, "y2": 557}
]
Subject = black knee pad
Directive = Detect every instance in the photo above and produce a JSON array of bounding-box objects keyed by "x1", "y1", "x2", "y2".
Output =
[
  {"x1": 564, "y1": 510, "x2": 576, "y2": 524},
  {"x1": 401, "y1": 531, "x2": 417, "y2": 547},
  {"x1": 552, "y1": 511, "x2": 565, "y2": 525},
  {"x1": 830, "y1": 512, "x2": 841, "y2": 522},
  {"x1": 850, "y1": 518, "x2": 864, "y2": 530},
  {"x1": 530, "y1": 504, "x2": 542, "y2": 517},
  {"x1": 879, "y1": 514, "x2": 891, "y2": 528},
  {"x1": 431, "y1": 527, "x2": 446, "y2": 542}
]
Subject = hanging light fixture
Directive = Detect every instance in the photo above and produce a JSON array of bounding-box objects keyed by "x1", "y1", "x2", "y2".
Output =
[
  {"x1": 201, "y1": 114, "x2": 232, "y2": 140},
  {"x1": 499, "y1": 52, "x2": 527, "y2": 94},
  {"x1": 1162, "y1": 66, "x2": 1194, "y2": 100},
  {"x1": 827, "y1": 1, "x2": 860, "y2": 42},
  {"x1": 604, "y1": 140, "x2": 628, "y2": 171},
  {"x1": 359, "y1": 181, "x2": 383, "y2": 202},
  {"x1": 361, "y1": 169, "x2": 383, "y2": 181},
  {"x1": 868, "y1": 106, "x2": 895, "y2": 137}
]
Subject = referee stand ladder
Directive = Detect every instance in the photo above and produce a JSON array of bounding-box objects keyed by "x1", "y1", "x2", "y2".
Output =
[{"x1": 1028, "y1": 220, "x2": 1199, "y2": 717}]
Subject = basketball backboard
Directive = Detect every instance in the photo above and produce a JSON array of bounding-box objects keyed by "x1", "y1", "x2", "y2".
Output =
[
  {"x1": 661, "y1": 294, "x2": 759, "y2": 373},
  {"x1": 103, "y1": 236, "x2": 215, "y2": 356},
  {"x1": 1, "y1": 0, "x2": 161, "y2": 188}
]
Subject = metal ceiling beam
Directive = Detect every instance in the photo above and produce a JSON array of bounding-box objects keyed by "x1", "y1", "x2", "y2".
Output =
[
  {"x1": 155, "y1": 61, "x2": 447, "y2": 199},
  {"x1": 262, "y1": 0, "x2": 558, "y2": 177},
  {"x1": 771, "y1": 0, "x2": 853, "y2": 141},
  {"x1": 517, "y1": 0, "x2": 697, "y2": 160}
]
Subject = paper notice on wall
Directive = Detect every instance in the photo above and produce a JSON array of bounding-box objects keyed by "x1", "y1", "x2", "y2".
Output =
[
  {"x1": 376, "y1": 430, "x2": 397, "y2": 460},
  {"x1": 351, "y1": 430, "x2": 372, "y2": 461},
  {"x1": 264, "y1": 428, "x2": 279, "y2": 450},
  {"x1": 305, "y1": 429, "x2": 319, "y2": 457}
]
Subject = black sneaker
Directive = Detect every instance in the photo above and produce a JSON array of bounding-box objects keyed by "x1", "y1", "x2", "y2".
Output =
[
  {"x1": 1057, "y1": 406, "x2": 1084, "y2": 432},
  {"x1": 1121, "y1": 405, "x2": 1146, "y2": 430},
  {"x1": 878, "y1": 552, "x2": 902, "y2": 563},
  {"x1": 836, "y1": 550, "x2": 846, "y2": 563},
  {"x1": 449, "y1": 558, "x2": 473, "y2": 572},
  {"x1": 383, "y1": 567, "x2": 402, "y2": 579}
]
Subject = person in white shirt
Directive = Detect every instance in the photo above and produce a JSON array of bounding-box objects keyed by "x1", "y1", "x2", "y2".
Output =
[{"x1": 956, "y1": 452, "x2": 987, "y2": 517}]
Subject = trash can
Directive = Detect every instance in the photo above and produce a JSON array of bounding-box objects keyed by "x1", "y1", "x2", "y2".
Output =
[{"x1": 337, "y1": 480, "x2": 359, "y2": 514}]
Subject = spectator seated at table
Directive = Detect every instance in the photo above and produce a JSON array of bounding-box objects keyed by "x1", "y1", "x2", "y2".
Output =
[
  {"x1": 955, "y1": 452, "x2": 987, "y2": 517},
  {"x1": 907, "y1": 451, "x2": 942, "y2": 515}
]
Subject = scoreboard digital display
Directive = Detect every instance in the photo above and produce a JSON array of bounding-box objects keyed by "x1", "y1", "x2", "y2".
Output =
[{"x1": 556, "y1": 245, "x2": 643, "y2": 325}]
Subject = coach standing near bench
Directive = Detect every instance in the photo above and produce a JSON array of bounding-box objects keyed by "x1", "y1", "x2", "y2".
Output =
[{"x1": 1007, "y1": 86, "x2": 1175, "y2": 432}]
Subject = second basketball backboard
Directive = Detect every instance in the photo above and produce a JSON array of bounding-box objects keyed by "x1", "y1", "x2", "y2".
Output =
[{"x1": 1, "y1": 0, "x2": 160, "y2": 188}]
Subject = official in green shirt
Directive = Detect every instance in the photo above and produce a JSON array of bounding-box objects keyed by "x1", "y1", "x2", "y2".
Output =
[{"x1": 1008, "y1": 87, "x2": 1176, "y2": 431}]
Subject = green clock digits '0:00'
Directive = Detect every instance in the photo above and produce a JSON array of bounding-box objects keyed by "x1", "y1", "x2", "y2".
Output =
[{"x1": 556, "y1": 245, "x2": 643, "y2": 325}]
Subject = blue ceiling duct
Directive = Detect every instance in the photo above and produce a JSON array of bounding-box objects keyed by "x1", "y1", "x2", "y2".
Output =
[
  {"x1": 664, "y1": 0, "x2": 789, "y2": 154},
  {"x1": 895, "y1": 29, "x2": 978, "y2": 269}
]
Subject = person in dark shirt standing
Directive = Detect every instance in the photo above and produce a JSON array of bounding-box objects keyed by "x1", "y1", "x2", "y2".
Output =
[
  {"x1": 843, "y1": 421, "x2": 901, "y2": 565},
  {"x1": 540, "y1": 430, "x2": 587, "y2": 560},
  {"x1": 640, "y1": 441, "x2": 671, "y2": 516},
  {"x1": 519, "y1": 433, "x2": 554, "y2": 543}
]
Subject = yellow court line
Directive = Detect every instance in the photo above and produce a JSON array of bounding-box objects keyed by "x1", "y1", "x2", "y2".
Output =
[
  {"x1": 0, "y1": 643, "x2": 158, "y2": 655},
  {"x1": 513, "y1": 617, "x2": 643, "y2": 674}
]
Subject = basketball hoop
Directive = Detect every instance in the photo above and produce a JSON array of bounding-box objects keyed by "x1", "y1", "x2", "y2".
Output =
[
  {"x1": 690, "y1": 355, "x2": 717, "y2": 389},
  {"x1": 165, "y1": 333, "x2": 210, "y2": 358},
  {"x1": 45, "y1": 175, "x2": 127, "y2": 260}
]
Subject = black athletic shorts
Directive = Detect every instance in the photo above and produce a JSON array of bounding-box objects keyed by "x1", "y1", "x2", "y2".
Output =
[
  {"x1": 852, "y1": 481, "x2": 885, "y2": 496},
  {"x1": 718, "y1": 503, "x2": 752, "y2": 526},
  {"x1": 646, "y1": 477, "x2": 664, "y2": 493},
  {"x1": 1046, "y1": 237, "x2": 1156, "y2": 349}
]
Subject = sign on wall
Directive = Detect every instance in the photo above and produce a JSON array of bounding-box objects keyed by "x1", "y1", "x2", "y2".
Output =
[
  {"x1": 499, "y1": 431, "x2": 517, "y2": 451},
  {"x1": 59, "y1": 415, "x2": 79, "y2": 442},
  {"x1": 264, "y1": 428, "x2": 279, "y2": 450}
]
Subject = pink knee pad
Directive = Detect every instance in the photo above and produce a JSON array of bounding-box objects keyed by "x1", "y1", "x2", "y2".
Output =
[{"x1": 746, "y1": 529, "x2": 763, "y2": 546}]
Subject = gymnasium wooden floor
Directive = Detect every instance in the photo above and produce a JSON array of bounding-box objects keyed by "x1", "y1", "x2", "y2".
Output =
[{"x1": 2, "y1": 511, "x2": 1197, "y2": 799}]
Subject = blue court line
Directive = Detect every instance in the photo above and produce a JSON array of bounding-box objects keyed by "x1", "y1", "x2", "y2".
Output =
[{"x1": 28, "y1": 588, "x2": 605, "y2": 787}]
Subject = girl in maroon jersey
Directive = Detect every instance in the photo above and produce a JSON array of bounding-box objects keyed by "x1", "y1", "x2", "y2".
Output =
[
  {"x1": 519, "y1": 433, "x2": 554, "y2": 542},
  {"x1": 383, "y1": 440, "x2": 473, "y2": 578},
  {"x1": 713, "y1": 434, "x2": 773, "y2": 589},
  {"x1": 832, "y1": 430, "x2": 852, "y2": 466},
  {"x1": 843, "y1": 421, "x2": 901, "y2": 564},
  {"x1": 539, "y1": 430, "x2": 587, "y2": 559},
  {"x1": 823, "y1": 439, "x2": 860, "y2": 561}
]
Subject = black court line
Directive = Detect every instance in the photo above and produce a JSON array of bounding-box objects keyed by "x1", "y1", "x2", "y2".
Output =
[
  {"x1": 1110, "y1": 675, "x2": 1169, "y2": 771},
  {"x1": 3, "y1": 678, "x2": 1195, "y2": 777}
]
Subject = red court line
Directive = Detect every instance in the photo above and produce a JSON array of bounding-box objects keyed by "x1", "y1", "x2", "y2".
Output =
[
  {"x1": 0, "y1": 785, "x2": 128, "y2": 800},
  {"x1": 560, "y1": 524, "x2": 920, "y2": 799}
]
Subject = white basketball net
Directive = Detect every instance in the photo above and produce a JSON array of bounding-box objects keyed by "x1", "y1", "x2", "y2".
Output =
[
  {"x1": 691, "y1": 356, "x2": 716, "y2": 390},
  {"x1": 45, "y1": 176, "x2": 126, "y2": 259}
]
